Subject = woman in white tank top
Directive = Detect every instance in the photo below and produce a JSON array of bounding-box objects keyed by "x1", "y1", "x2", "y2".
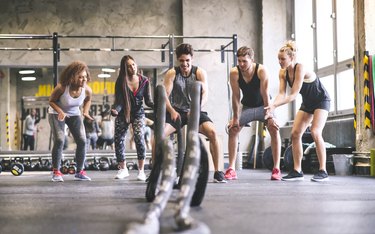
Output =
[{"x1": 48, "y1": 60, "x2": 93, "y2": 182}]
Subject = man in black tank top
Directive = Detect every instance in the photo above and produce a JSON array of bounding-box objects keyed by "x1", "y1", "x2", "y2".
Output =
[
  {"x1": 158, "y1": 43, "x2": 226, "y2": 183},
  {"x1": 226, "y1": 46, "x2": 282, "y2": 181}
]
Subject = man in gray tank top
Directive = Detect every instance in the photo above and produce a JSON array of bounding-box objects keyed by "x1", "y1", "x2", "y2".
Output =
[{"x1": 162, "y1": 43, "x2": 226, "y2": 183}]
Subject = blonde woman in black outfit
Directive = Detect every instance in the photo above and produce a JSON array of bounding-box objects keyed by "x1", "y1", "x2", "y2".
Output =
[{"x1": 265, "y1": 40, "x2": 331, "y2": 182}]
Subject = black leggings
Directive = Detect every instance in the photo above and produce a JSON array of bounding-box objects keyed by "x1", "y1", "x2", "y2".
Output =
[{"x1": 114, "y1": 115, "x2": 146, "y2": 162}]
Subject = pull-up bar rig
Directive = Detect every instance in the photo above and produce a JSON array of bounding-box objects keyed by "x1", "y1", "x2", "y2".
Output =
[{"x1": 0, "y1": 33, "x2": 238, "y2": 87}]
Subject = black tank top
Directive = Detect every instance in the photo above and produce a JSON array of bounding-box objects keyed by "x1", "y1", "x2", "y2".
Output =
[
  {"x1": 170, "y1": 66, "x2": 198, "y2": 112},
  {"x1": 286, "y1": 63, "x2": 330, "y2": 106},
  {"x1": 238, "y1": 64, "x2": 264, "y2": 107}
]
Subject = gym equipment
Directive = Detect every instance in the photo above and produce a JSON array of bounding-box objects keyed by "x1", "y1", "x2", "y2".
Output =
[
  {"x1": 22, "y1": 157, "x2": 31, "y2": 171},
  {"x1": 10, "y1": 157, "x2": 25, "y2": 176},
  {"x1": 126, "y1": 161, "x2": 138, "y2": 170},
  {"x1": 99, "y1": 157, "x2": 110, "y2": 171},
  {"x1": 0, "y1": 33, "x2": 237, "y2": 89},
  {"x1": 1, "y1": 158, "x2": 11, "y2": 171},
  {"x1": 68, "y1": 162, "x2": 77, "y2": 174},
  {"x1": 146, "y1": 83, "x2": 208, "y2": 208},
  {"x1": 41, "y1": 158, "x2": 52, "y2": 171},
  {"x1": 61, "y1": 159, "x2": 70, "y2": 174},
  {"x1": 31, "y1": 158, "x2": 43, "y2": 171},
  {"x1": 283, "y1": 143, "x2": 310, "y2": 172},
  {"x1": 109, "y1": 157, "x2": 118, "y2": 170},
  {"x1": 145, "y1": 85, "x2": 167, "y2": 203},
  {"x1": 262, "y1": 146, "x2": 286, "y2": 171},
  {"x1": 137, "y1": 83, "x2": 210, "y2": 234},
  {"x1": 89, "y1": 157, "x2": 100, "y2": 171},
  {"x1": 11, "y1": 162, "x2": 24, "y2": 176}
]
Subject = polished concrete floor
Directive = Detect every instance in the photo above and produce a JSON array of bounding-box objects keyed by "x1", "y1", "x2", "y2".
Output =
[{"x1": 0, "y1": 169, "x2": 375, "y2": 234}]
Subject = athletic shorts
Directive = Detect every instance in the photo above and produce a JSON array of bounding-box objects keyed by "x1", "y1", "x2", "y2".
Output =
[
  {"x1": 300, "y1": 100, "x2": 331, "y2": 114},
  {"x1": 239, "y1": 105, "x2": 266, "y2": 126},
  {"x1": 166, "y1": 110, "x2": 212, "y2": 130}
]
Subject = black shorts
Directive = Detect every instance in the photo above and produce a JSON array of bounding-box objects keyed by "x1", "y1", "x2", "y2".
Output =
[
  {"x1": 165, "y1": 110, "x2": 212, "y2": 130},
  {"x1": 300, "y1": 100, "x2": 331, "y2": 114}
]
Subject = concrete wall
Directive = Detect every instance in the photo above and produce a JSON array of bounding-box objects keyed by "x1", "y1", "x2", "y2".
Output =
[
  {"x1": 0, "y1": 0, "x2": 182, "y2": 67},
  {"x1": 0, "y1": 0, "x2": 288, "y2": 153},
  {"x1": 263, "y1": 0, "x2": 291, "y2": 147},
  {"x1": 365, "y1": 0, "x2": 375, "y2": 54},
  {"x1": 181, "y1": 0, "x2": 269, "y2": 154}
]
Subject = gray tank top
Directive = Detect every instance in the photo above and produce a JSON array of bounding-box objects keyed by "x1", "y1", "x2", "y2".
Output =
[
  {"x1": 48, "y1": 85, "x2": 86, "y2": 116},
  {"x1": 170, "y1": 66, "x2": 198, "y2": 112}
]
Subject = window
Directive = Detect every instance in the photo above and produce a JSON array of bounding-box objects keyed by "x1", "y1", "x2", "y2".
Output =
[
  {"x1": 319, "y1": 75, "x2": 335, "y2": 112},
  {"x1": 316, "y1": 0, "x2": 334, "y2": 69},
  {"x1": 336, "y1": 69, "x2": 355, "y2": 111},
  {"x1": 294, "y1": 0, "x2": 354, "y2": 116},
  {"x1": 336, "y1": 0, "x2": 354, "y2": 62}
]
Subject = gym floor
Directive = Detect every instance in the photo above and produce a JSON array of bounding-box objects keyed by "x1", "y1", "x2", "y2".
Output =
[{"x1": 0, "y1": 169, "x2": 374, "y2": 234}]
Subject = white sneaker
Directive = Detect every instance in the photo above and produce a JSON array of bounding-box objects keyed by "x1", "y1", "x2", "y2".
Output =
[
  {"x1": 137, "y1": 170, "x2": 146, "y2": 181},
  {"x1": 115, "y1": 168, "x2": 129, "y2": 179}
]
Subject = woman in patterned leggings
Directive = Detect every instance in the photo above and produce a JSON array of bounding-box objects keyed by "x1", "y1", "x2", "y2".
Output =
[{"x1": 111, "y1": 55, "x2": 154, "y2": 181}]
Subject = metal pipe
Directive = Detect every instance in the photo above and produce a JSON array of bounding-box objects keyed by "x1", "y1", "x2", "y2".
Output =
[
  {"x1": 233, "y1": 34, "x2": 238, "y2": 66},
  {"x1": 58, "y1": 35, "x2": 170, "y2": 39},
  {"x1": 174, "y1": 35, "x2": 233, "y2": 39},
  {"x1": 53, "y1": 32, "x2": 58, "y2": 88},
  {"x1": 168, "y1": 34, "x2": 174, "y2": 68},
  {"x1": 0, "y1": 34, "x2": 52, "y2": 39}
]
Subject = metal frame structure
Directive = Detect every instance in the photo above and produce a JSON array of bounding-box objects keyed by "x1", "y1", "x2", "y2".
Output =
[
  {"x1": 0, "y1": 33, "x2": 238, "y2": 87},
  {"x1": 0, "y1": 32, "x2": 237, "y2": 157}
]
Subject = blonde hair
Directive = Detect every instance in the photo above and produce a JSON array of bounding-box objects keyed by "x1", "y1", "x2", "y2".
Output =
[{"x1": 279, "y1": 40, "x2": 297, "y2": 59}]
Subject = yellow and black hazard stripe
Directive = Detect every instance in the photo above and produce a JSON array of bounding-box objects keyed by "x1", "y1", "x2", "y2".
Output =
[
  {"x1": 14, "y1": 119, "x2": 18, "y2": 147},
  {"x1": 6, "y1": 113, "x2": 10, "y2": 146},
  {"x1": 364, "y1": 51, "x2": 371, "y2": 129}
]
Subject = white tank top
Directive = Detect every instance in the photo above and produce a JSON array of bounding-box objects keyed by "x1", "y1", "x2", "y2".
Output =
[{"x1": 48, "y1": 85, "x2": 86, "y2": 116}]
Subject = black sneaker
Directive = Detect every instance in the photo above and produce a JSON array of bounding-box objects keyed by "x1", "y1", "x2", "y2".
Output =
[
  {"x1": 281, "y1": 170, "x2": 304, "y2": 181},
  {"x1": 214, "y1": 171, "x2": 227, "y2": 183},
  {"x1": 311, "y1": 170, "x2": 329, "y2": 182}
]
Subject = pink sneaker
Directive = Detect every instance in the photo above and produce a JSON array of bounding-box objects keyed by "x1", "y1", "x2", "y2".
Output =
[
  {"x1": 224, "y1": 168, "x2": 238, "y2": 180},
  {"x1": 271, "y1": 168, "x2": 281, "y2": 180}
]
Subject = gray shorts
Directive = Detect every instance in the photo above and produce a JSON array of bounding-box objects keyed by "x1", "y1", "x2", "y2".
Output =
[{"x1": 239, "y1": 106, "x2": 266, "y2": 127}]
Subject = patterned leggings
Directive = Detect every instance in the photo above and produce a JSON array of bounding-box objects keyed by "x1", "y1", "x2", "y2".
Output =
[{"x1": 114, "y1": 115, "x2": 146, "y2": 162}]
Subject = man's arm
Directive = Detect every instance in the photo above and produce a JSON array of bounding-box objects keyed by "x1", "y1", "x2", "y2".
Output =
[
  {"x1": 195, "y1": 67, "x2": 208, "y2": 107},
  {"x1": 258, "y1": 64, "x2": 271, "y2": 110},
  {"x1": 258, "y1": 65, "x2": 279, "y2": 130},
  {"x1": 24, "y1": 116, "x2": 34, "y2": 132},
  {"x1": 164, "y1": 69, "x2": 179, "y2": 121},
  {"x1": 229, "y1": 67, "x2": 241, "y2": 122}
]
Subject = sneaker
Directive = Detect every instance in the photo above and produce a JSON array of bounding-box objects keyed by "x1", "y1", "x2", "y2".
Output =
[
  {"x1": 311, "y1": 170, "x2": 329, "y2": 182},
  {"x1": 115, "y1": 168, "x2": 129, "y2": 179},
  {"x1": 52, "y1": 170, "x2": 64, "y2": 182},
  {"x1": 74, "y1": 170, "x2": 91, "y2": 181},
  {"x1": 214, "y1": 171, "x2": 227, "y2": 183},
  {"x1": 137, "y1": 170, "x2": 146, "y2": 181},
  {"x1": 224, "y1": 167, "x2": 238, "y2": 180},
  {"x1": 271, "y1": 168, "x2": 281, "y2": 181},
  {"x1": 281, "y1": 170, "x2": 304, "y2": 181}
]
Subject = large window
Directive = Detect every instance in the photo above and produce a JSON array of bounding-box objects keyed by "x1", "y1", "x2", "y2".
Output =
[{"x1": 294, "y1": 0, "x2": 354, "y2": 116}]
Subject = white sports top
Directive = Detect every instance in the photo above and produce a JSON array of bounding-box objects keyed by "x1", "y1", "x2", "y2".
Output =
[{"x1": 48, "y1": 85, "x2": 86, "y2": 116}]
